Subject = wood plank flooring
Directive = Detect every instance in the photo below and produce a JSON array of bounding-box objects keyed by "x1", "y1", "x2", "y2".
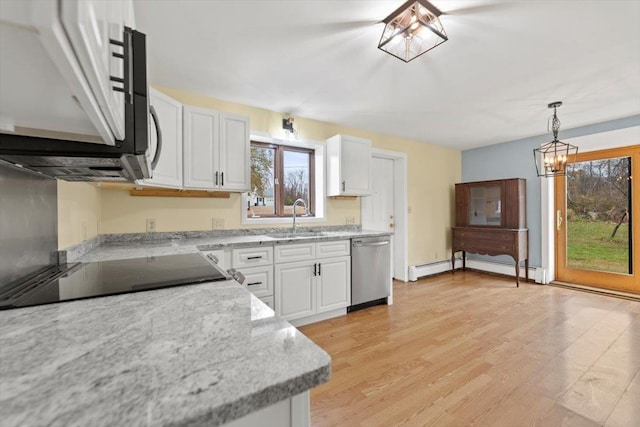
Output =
[{"x1": 299, "y1": 271, "x2": 640, "y2": 426}]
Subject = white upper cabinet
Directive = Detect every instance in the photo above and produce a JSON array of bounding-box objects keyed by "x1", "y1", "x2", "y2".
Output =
[
  {"x1": 326, "y1": 134, "x2": 372, "y2": 196},
  {"x1": 61, "y1": 0, "x2": 126, "y2": 141},
  {"x1": 183, "y1": 105, "x2": 249, "y2": 192},
  {"x1": 183, "y1": 105, "x2": 219, "y2": 189},
  {"x1": 219, "y1": 113, "x2": 251, "y2": 192},
  {"x1": 0, "y1": 0, "x2": 134, "y2": 145},
  {"x1": 140, "y1": 88, "x2": 183, "y2": 188}
]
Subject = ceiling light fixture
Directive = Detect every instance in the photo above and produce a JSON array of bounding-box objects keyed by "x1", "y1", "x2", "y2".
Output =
[
  {"x1": 378, "y1": 0, "x2": 448, "y2": 62},
  {"x1": 533, "y1": 101, "x2": 578, "y2": 177}
]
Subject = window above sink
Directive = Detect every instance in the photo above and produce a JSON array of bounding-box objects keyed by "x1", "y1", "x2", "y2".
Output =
[{"x1": 242, "y1": 134, "x2": 325, "y2": 225}]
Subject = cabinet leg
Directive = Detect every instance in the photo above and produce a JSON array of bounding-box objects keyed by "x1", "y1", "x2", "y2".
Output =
[
  {"x1": 451, "y1": 253, "x2": 455, "y2": 274},
  {"x1": 525, "y1": 258, "x2": 529, "y2": 282},
  {"x1": 515, "y1": 262, "x2": 520, "y2": 287}
]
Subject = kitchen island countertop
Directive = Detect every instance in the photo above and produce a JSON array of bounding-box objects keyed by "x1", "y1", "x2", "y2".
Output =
[{"x1": 0, "y1": 278, "x2": 330, "y2": 426}]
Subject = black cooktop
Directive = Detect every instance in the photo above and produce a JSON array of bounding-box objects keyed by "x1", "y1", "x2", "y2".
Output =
[{"x1": 0, "y1": 253, "x2": 229, "y2": 310}]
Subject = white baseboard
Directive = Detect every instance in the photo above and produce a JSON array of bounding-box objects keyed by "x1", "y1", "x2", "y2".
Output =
[{"x1": 409, "y1": 258, "x2": 543, "y2": 283}]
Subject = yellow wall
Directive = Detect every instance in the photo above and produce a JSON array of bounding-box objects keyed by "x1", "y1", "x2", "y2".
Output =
[
  {"x1": 57, "y1": 180, "x2": 101, "y2": 250},
  {"x1": 60, "y1": 87, "x2": 461, "y2": 266}
]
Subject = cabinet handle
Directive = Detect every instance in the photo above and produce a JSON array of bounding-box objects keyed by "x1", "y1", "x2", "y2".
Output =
[
  {"x1": 318, "y1": 263, "x2": 321, "y2": 276},
  {"x1": 215, "y1": 171, "x2": 219, "y2": 186},
  {"x1": 342, "y1": 180, "x2": 346, "y2": 192},
  {"x1": 221, "y1": 172, "x2": 224, "y2": 186},
  {"x1": 313, "y1": 263, "x2": 317, "y2": 276},
  {"x1": 247, "y1": 281, "x2": 263, "y2": 286},
  {"x1": 247, "y1": 256, "x2": 263, "y2": 260},
  {"x1": 206, "y1": 254, "x2": 219, "y2": 264}
]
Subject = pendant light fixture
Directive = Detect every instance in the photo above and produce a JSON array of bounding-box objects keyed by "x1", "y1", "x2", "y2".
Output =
[
  {"x1": 533, "y1": 102, "x2": 578, "y2": 177},
  {"x1": 378, "y1": 0, "x2": 448, "y2": 63}
]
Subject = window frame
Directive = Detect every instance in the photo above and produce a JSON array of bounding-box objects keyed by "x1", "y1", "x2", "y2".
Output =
[{"x1": 242, "y1": 134, "x2": 325, "y2": 225}]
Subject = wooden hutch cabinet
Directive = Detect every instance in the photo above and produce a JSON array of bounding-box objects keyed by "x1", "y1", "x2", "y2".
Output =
[{"x1": 451, "y1": 178, "x2": 528, "y2": 286}]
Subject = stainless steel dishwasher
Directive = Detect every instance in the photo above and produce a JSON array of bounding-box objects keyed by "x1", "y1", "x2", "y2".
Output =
[{"x1": 349, "y1": 235, "x2": 391, "y2": 312}]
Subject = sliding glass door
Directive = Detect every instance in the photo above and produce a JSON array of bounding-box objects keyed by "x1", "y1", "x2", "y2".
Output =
[{"x1": 554, "y1": 145, "x2": 639, "y2": 293}]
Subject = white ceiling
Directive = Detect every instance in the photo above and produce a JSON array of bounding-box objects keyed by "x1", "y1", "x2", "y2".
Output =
[{"x1": 134, "y1": 0, "x2": 640, "y2": 150}]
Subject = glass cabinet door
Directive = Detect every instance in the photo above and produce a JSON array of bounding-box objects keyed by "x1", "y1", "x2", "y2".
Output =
[{"x1": 468, "y1": 185, "x2": 502, "y2": 226}]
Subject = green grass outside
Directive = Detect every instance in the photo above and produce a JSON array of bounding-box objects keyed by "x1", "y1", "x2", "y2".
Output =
[{"x1": 566, "y1": 219, "x2": 630, "y2": 274}]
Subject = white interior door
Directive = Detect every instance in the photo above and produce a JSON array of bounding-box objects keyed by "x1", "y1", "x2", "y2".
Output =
[
  {"x1": 362, "y1": 157, "x2": 395, "y2": 232},
  {"x1": 361, "y1": 151, "x2": 408, "y2": 283}
]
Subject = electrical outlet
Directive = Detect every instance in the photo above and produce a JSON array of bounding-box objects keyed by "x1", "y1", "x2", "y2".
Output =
[
  {"x1": 345, "y1": 216, "x2": 355, "y2": 225},
  {"x1": 146, "y1": 218, "x2": 157, "y2": 233},
  {"x1": 212, "y1": 218, "x2": 225, "y2": 230}
]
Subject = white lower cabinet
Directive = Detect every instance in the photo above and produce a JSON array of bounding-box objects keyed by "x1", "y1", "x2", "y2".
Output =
[
  {"x1": 224, "y1": 391, "x2": 309, "y2": 427},
  {"x1": 202, "y1": 239, "x2": 350, "y2": 323},
  {"x1": 316, "y1": 257, "x2": 351, "y2": 313},
  {"x1": 275, "y1": 260, "x2": 315, "y2": 320},
  {"x1": 275, "y1": 240, "x2": 350, "y2": 325}
]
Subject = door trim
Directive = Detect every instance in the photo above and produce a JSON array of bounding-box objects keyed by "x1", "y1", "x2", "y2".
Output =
[
  {"x1": 362, "y1": 148, "x2": 409, "y2": 283},
  {"x1": 554, "y1": 145, "x2": 638, "y2": 292},
  {"x1": 540, "y1": 126, "x2": 639, "y2": 287}
]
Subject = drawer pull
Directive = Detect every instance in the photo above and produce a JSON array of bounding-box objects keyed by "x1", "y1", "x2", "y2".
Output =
[
  {"x1": 247, "y1": 256, "x2": 263, "y2": 260},
  {"x1": 207, "y1": 254, "x2": 219, "y2": 264},
  {"x1": 247, "y1": 281, "x2": 263, "y2": 286}
]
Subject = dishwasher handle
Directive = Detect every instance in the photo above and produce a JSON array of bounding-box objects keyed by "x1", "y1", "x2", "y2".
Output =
[{"x1": 352, "y1": 240, "x2": 390, "y2": 247}]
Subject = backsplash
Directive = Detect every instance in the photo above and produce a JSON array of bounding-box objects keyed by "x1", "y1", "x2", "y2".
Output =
[{"x1": 0, "y1": 162, "x2": 57, "y2": 286}]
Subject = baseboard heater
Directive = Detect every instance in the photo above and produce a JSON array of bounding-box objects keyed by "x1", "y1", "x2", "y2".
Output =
[
  {"x1": 409, "y1": 258, "x2": 545, "y2": 283},
  {"x1": 409, "y1": 259, "x2": 462, "y2": 281}
]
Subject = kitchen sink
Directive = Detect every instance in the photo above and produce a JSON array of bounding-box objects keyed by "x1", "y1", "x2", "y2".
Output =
[{"x1": 267, "y1": 231, "x2": 328, "y2": 239}]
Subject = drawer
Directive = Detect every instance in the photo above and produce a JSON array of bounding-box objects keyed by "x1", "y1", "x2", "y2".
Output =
[
  {"x1": 200, "y1": 249, "x2": 231, "y2": 270},
  {"x1": 241, "y1": 265, "x2": 273, "y2": 298},
  {"x1": 456, "y1": 238, "x2": 514, "y2": 255},
  {"x1": 232, "y1": 246, "x2": 273, "y2": 268},
  {"x1": 259, "y1": 295, "x2": 274, "y2": 310},
  {"x1": 274, "y1": 243, "x2": 315, "y2": 263},
  {"x1": 316, "y1": 240, "x2": 350, "y2": 259}
]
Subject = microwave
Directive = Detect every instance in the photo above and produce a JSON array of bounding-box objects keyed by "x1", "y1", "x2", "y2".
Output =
[{"x1": 0, "y1": 28, "x2": 160, "y2": 182}]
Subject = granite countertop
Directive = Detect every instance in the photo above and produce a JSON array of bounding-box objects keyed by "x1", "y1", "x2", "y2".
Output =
[
  {"x1": 70, "y1": 229, "x2": 392, "y2": 263},
  {"x1": 0, "y1": 279, "x2": 331, "y2": 427}
]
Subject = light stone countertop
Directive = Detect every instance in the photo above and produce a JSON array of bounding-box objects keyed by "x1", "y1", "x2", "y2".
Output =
[
  {"x1": 0, "y1": 228, "x2": 390, "y2": 425},
  {"x1": 0, "y1": 279, "x2": 331, "y2": 427},
  {"x1": 73, "y1": 229, "x2": 392, "y2": 263}
]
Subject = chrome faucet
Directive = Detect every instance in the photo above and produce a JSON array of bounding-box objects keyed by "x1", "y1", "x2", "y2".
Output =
[{"x1": 292, "y1": 198, "x2": 308, "y2": 233}]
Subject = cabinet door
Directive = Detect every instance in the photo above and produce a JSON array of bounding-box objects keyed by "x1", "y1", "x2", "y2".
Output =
[
  {"x1": 341, "y1": 136, "x2": 371, "y2": 195},
  {"x1": 275, "y1": 261, "x2": 315, "y2": 321},
  {"x1": 141, "y1": 88, "x2": 182, "y2": 188},
  {"x1": 218, "y1": 112, "x2": 250, "y2": 191},
  {"x1": 326, "y1": 134, "x2": 371, "y2": 196},
  {"x1": 183, "y1": 105, "x2": 219, "y2": 189},
  {"x1": 61, "y1": 0, "x2": 126, "y2": 140},
  {"x1": 317, "y1": 256, "x2": 351, "y2": 313}
]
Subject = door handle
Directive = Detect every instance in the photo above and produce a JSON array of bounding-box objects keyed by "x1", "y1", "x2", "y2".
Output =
[{"x1": 557, "y1": 209, "x2": 563, "y2": 231}]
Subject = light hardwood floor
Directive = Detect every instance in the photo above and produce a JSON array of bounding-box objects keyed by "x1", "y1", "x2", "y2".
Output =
[{"x1": 299, "y1": 271, "x2": 640, "y2": 426}]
